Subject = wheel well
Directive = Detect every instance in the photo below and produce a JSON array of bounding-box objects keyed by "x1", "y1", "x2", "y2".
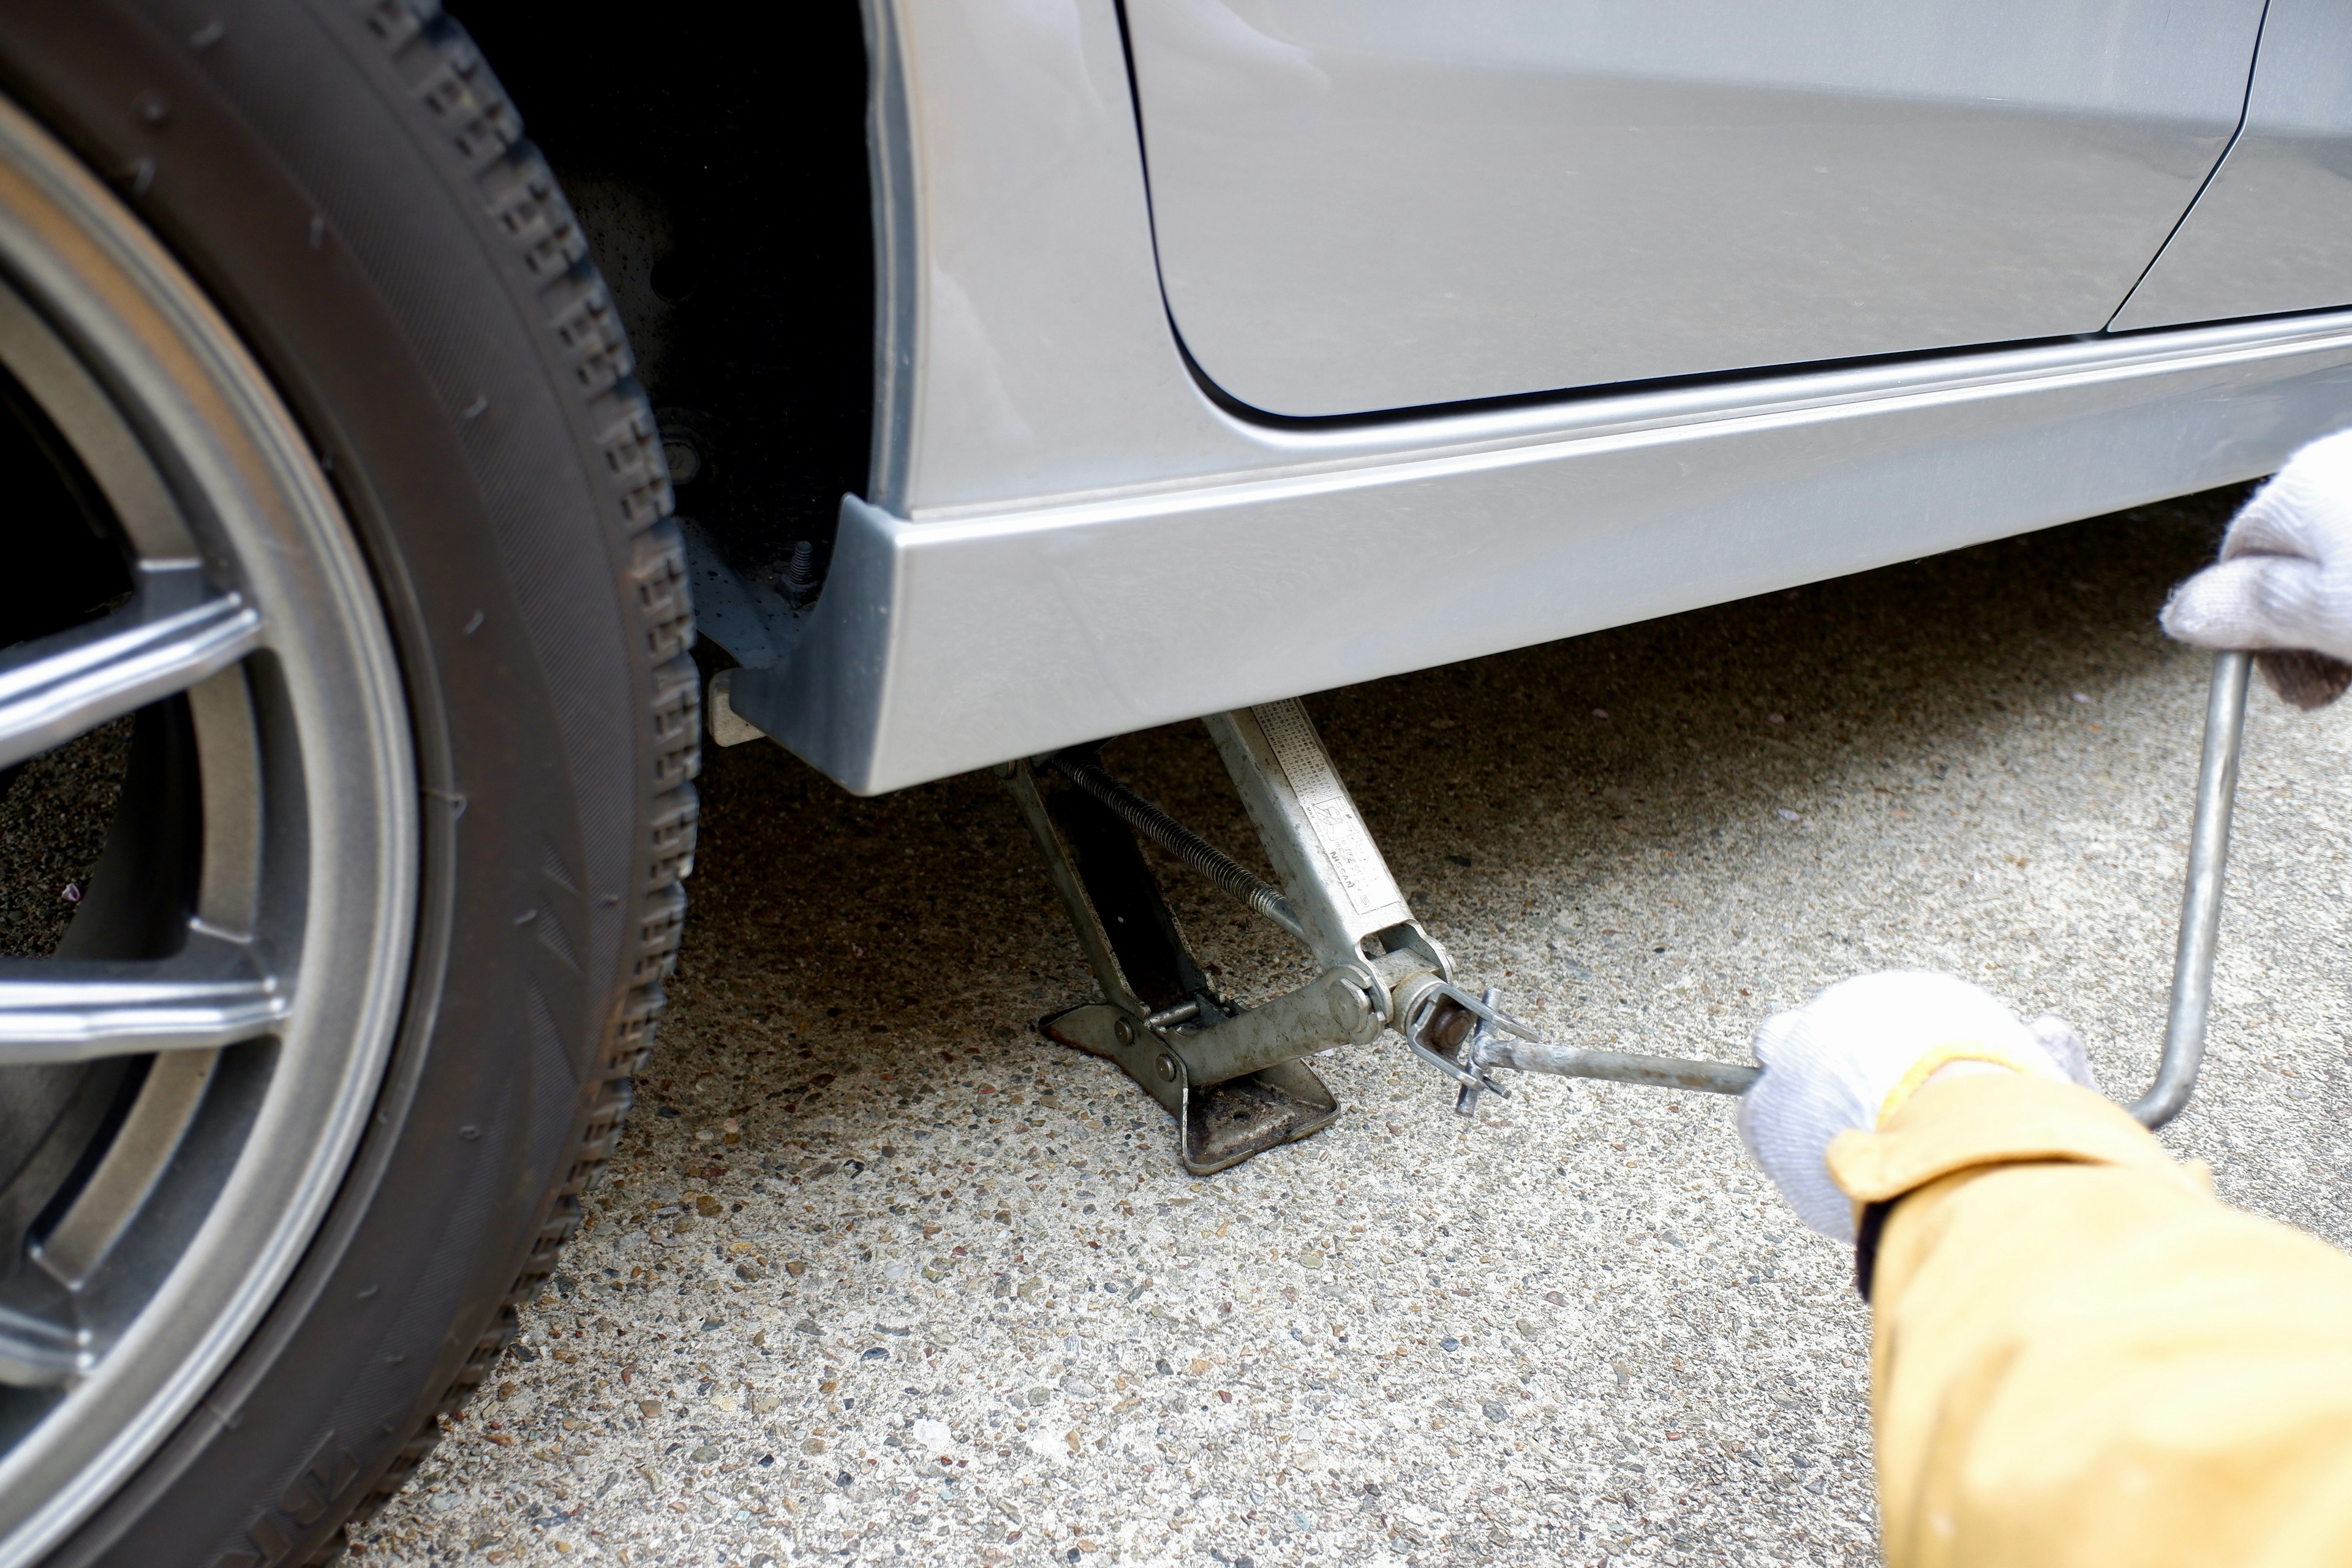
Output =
[{"x1": 454, "y1": 0, "x2": 875, "y2": 597}]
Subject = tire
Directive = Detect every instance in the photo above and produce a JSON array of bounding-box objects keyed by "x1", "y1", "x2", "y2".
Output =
[{"x1": 0, "y1": 2, "x2": 696, "y2": 1564}]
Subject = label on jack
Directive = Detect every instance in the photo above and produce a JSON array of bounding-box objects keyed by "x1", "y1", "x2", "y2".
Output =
[{"x1": 1255, "y1": 699, "x2": 1404, "y2": 917}]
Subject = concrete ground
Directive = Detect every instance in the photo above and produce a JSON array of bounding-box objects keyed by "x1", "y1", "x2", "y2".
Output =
[{"x1": 350, "y1": 489, "x2": 2352, "y2": 1567}]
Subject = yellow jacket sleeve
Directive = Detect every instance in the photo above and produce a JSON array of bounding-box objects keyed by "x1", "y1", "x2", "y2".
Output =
[{"x1": 1823, "y1": 1071, "x2": 2352, "y2": 1568}]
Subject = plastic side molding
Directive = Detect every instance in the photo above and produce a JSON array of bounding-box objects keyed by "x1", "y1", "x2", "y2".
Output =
[{"x1": 727, "y1": 314, "x2": 2352, "y2": 796}]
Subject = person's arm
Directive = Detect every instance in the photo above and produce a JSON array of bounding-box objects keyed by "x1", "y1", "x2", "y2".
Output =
[
  {"x1": 1740, "y1": 973, "x2": 2352, "y2": 1565},
  {"x1": 1830, "y1": 1070, "x2": 2352, "y2": 1568}
]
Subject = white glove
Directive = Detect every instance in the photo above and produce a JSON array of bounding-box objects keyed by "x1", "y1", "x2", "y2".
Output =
[
  {"x1": 2163, "y1": 428, "x2": 2352, "y2": 707},
  {"x1": 1737, "y1": 972, "x2": 2094, "y2": 1242}
]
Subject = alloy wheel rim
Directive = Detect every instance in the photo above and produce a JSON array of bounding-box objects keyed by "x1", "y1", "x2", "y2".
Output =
[{"x1": 0, "y1": 92, "x2": 417, "y2": 1562}]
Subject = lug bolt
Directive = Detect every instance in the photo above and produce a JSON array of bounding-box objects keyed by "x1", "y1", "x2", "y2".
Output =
[
  {"x1": 1114, "y1": 1017, "x2": 1135, "y2": 1046},
  {"x1": 1156, "y1": 1054, "x2": 1179, "y2": 1082}
]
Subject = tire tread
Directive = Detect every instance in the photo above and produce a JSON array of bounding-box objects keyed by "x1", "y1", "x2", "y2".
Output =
[{"x1": 305, "y1": 3, "x2": 696, "y2": 1556}]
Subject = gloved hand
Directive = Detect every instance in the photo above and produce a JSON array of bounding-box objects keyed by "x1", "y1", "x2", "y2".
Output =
[
  {"x1": 1737, "y1": 971, "x2": 2094, "y2": 1240},
  {"x1": 2163, "y1": 428, "x2": 2352, "y2": 708}
]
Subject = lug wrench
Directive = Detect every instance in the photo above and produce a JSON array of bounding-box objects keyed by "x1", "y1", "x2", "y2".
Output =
[{"x1": 1432, "y1": 650, "x2": 2252, "y2": 1129}]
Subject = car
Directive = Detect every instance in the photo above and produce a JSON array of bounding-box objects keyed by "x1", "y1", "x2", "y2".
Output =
[{"x1": 0, "y1": 0, "x2": 2346, "y2": 1561}]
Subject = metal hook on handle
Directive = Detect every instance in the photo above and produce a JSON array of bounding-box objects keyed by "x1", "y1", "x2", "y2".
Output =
[
  {"x1": 1401, "y1": 977, "x2": 1760, "y2": 1097},
  {"x1": 2130, "y1": 649, "x2": 2252, "y2": 1129}
]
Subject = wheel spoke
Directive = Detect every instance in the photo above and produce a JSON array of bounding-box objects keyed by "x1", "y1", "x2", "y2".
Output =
[
  {"x1": 0, "y1": 937, "x2": 288, "y2": 1064},
  {"x1": 0, "y1": 567, "x2": 260, "y2": 770},
  {"x1": 0, "y1": 1304, "x2": 85, "y2": 1387}
]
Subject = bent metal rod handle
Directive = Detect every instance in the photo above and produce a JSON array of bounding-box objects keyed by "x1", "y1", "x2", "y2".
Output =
[
  {"x1": 2130, "y1": 649, "x2": 2253, "y2": 1129},
  {"x1": 1422, "y1": 982, "x2": 1763, "y2": 1096},
  {"x1": 1464, "y1": 652, "x2": 2252, "y2": 1112},
  {"x1": 1485, "y1": 1038, "x2": 1760, "y2": 1096}
]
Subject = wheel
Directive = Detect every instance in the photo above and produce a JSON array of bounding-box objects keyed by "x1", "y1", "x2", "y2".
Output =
[{"x1": 0, "y1": 2, "x2": 696, "y2": 1563}]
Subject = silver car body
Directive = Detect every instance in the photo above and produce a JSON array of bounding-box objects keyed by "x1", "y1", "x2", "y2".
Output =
[{"x1": 723, "y1": 0, "x2": 2352, "y2": 794}]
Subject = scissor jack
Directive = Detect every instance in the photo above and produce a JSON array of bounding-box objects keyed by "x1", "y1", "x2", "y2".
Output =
[{"x1": 1008, "y1": 655, "x2": 2251, "y2": 1174}]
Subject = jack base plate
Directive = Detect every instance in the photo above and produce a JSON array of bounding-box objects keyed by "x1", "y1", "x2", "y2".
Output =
[{"x1": 1040, "y1": 1003, "x2": 1341, "y2": 1175}]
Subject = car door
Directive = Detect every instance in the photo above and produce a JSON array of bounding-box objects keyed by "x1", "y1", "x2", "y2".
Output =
[
  {"x1": 2111, "y1": 0, "x2": 2352, "y2": 331},
  {"x1": 1124, "y1": 0, "x2": 2268, "y2": 417}
]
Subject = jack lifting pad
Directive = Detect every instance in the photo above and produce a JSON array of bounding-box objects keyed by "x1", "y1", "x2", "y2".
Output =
[{"x1": 1041, "y1": 1003, "x2": 1341, "y2": 1175}]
